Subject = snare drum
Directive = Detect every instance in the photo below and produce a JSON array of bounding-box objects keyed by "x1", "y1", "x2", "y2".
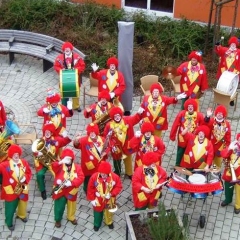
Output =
[
  {"x1": 188, "y1": 174, "x2": 206, "y2": 184},
  {"x1": 216, "y1": 71, "x2": 239, "y2": 98},
  {"x1": 60, "y1": 69, "x2": 79, "y2": 98}
]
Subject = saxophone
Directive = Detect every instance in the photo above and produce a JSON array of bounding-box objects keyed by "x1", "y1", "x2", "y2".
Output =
[
  {"x1": 14, "y1": 166, "x2": 28, "y2": 195},
  {"x1": 100, "y1": 129, "x2": 113, "y2": 159}
]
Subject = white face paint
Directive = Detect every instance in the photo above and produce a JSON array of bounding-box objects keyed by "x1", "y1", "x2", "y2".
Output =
[
  {"x1": 198, "y1": 131, "x2": 205, "y2": 143},
  {"x1": 64, "y1": 48, "x2": 72, "y2": 57},
  {"x1": 45, "y1": 130, "x2": 52, "y2": 138},
  {"x1": 152, "y1": 89, "x2": 160, "y2": 99},
  {"x1": 187, "y1": 104, "x2": 194, "y2": 113},
  {"x1": 191, "y1": 58, "x2": 198, "y2": 66},
  {"x1": 215, "y1": 112, "x2": 224, "y2": 122},
  {"x1": 100, "y1": 173, "x2": 108, "y2": 179},
  {"x1": 100, "y1": 98, "x2": 107, "y2": 106},
  {"x1": 90, "y1": 132, "x2": 97, "y2": 139},
  {"x1": 12, "y1": 153, "x2": 20, "y2": 163},
  {"x1": 229, "y1": 43, "x2": 236, "y2": 51},
  {"x1": 51, "y1": 102, "x2": 58, "y2": 108},
  {"x1": 109, "y1": 64, "x2": 116, "y2": 72},
  {"x1": 114, "y1": 114, "x2": 122, "y2": 122},
  {"x1": 144, "y1": 132, "x2": 152, "y2": 140}
]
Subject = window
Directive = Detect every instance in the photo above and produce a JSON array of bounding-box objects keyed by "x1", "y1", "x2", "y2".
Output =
[{"x1": 124, "y1": 0, "x2": 174, "y2": 13}]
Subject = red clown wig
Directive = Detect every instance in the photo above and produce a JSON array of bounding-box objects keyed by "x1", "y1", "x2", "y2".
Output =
[
  {"x1": 141, "y1": 122, "x2": 154, "y2": 134},
  {"x1": 150, "y1": 83, "x2": 164, "y2": 94},
  {"x1": 142, "y1": 152, "x2": 159, "y2": 166},
  {"x1": 214, "y1": 105, "x2": 227, "y2": 118},
  {"x1": 86, "y1": 123, "x2": 99, "y2": 135},
  {"x1": 98, "y1": 161, "x2": 111, "y2": 174},
  {"x1": 107, "y1": 57, "x2": 118, "y2": 68},
  {"x1": 62, "y1": 42, "x2": 73, "y2": 51},
  {"x1": 8, "y1": 144, "x2": 22, "y2": 158},
  {"x1": 109, "y1": 106, "x2": 123, "y2": 119},
  {"x1": 188, "y1": 51, "x2": 202, "y2": 63}
]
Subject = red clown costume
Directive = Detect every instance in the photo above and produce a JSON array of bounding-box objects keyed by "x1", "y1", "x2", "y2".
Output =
[
  {"x1": 33, "y1": 122, "x2": 71, "y2": 200},
  {"x1": 170, "y1": 99, "x2": 204, "y2": 166},
  {"x1": 103, "y1": 106, "x2": 141, "y2": 177},
  {"x1": 91, "y1": 57, "x2": 126, "y2": 100},
  {"x1": 220, "y1": 134, "x2": 240, "y2": 214},
  {"x1": 73, "y1": 123, "x2": 109, "y2": 193},
  {"x1": 132, "y1": 152, "x2": 167, "y2": 210},
  {"x1": 177, "y1": 51, "x2": 208, "y2": 99},
  {"x1": 87, "y1": 161, "x2": 122, "y2": 231},
  {"x1": 0, "y1": 145, "x2": 32, "y2": 230},
  {"x1": 204, "y1": 105, "x2": 231, "y2": 167},
  {"x1": 180, "y1": 125, "x2": 214, "y2": 170},
  {"x1": 0, "y1": 100, "x2": 7, "y2": 132},
  {"x1": 129, "y1": 122, "x2": 165, "y2": 170},
  {"x1": 215, "y1": 36, "x2": 240, "y2": 79},
  {"x1": 83, "y1": 90, "x2": 113, "y2": 124},
  {"x1": 54, "y1": 42, "x2": 86, "y2": 111},
  {"x1": 139, "y1": 83, "x2": 179, "y2": 137},
  {"x1": 51, "y1": 148, "x2": 84, "y2": 228},
  {"x1": 37, "y1": 90, "x2": 73, "y2": 136}
]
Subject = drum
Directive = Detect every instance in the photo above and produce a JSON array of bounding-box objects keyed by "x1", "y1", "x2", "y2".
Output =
[
  {"x1": 188, "y1": 174, "x2": 207, "y2": 184},
  {"x1": 216, "y1": 71, "x2": 239, "y2": 98},
  {"x1": 60, "y1": 69, "x2": 79, "y2": 98}
]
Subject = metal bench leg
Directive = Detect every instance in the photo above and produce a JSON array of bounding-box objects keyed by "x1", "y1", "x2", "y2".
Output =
[
  {"x1": 9, "y1": 52, "x2": 14, "y2": 65},
  {"x1": 43, "y1": 59, "x2": 53, "y2": 72}
]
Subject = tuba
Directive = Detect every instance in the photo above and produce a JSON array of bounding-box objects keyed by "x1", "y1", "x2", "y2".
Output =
[
  {"x1": 32, "y1": 139, "x2": 57, "y2": 168},
  {"x1": 93, "y1": 97, "x2": 124, "y2": 135},
  {"x1": 0, "y1": 120, "x2": 20, "y2": 162}
]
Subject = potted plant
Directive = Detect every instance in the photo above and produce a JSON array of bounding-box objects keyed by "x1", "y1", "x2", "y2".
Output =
[{"x1": 125, "y1": 202, "x2": 189, "y2": 240}]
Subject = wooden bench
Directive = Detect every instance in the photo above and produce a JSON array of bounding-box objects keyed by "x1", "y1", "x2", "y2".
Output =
[{"x1": 0, "y1": 29, "x2": 86, "y2": 72}]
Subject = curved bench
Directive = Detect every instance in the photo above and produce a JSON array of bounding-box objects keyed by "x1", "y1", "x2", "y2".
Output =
[{"x1": 0, "y1": 29, "x2": 86, "y2": 72}]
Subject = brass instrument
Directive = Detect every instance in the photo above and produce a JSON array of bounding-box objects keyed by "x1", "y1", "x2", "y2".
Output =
[
  {"x1": 51, "y1": 175, "x2": 70, "y2": 195},
  {"x1": 32, "y1": 139, "x2": 56, "y2": 168},
  {"x1": 93, "y1": 97, "x2": 124, "y2": 135},
  {"x1": 105, "y1": 182, "x2": 118, "y2": 213},
  {"x1": 100, "y1": 129, "x2": 113, "y2": 159},
  {"x1": 14, "y1": 166, "x2": 28, "y2": 195},
  {"x1": 0, "y1": 120, "x2": 20, "y2": 161},
  {"x1": 229, "y1": 162, "x2": 238, "y2": 183}
]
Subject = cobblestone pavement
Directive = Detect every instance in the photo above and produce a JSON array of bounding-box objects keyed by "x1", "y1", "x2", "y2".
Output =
[{"x1": 0, "y1": 54, "x2": 240, "y2": 240}]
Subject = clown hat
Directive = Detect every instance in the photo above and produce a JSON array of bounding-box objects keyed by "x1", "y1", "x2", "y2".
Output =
[{"x1": 60, "y1": 148, "x2": 75, "y2": 160}]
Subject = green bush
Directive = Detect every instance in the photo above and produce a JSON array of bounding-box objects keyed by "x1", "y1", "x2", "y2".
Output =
[
  {"x1": 0, "y1": 0, "x2": 225, "y2": 89},
  {"x1": 147, "y1": 202, "x2": 189, "y2": 240}
]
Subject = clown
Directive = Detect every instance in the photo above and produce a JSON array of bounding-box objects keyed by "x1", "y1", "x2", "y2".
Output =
[
  {"x1": 91, "y1": 57, "x2": 126, "y2": 101},
  {"x1": 177, "y1": 50, "x2": 208, "y2": 109},
  {"x1": 204, "y1": 105, "x2": 231, "y2": 167},
  {"x1": 0, "y1": 144, "x2": 32, "y2": 231},
  {"x1": 215, "y1": 36, "x2": 240, "y2": 80},
  {"x1": 180, "y1": 125, "x2": 214, "y2": 171},
  {"x1": 54, "y1": 41, "x2": 85, "y2": 112},
  {"x1": 170, "y1": 99, "x2": 204, "y2": 166},
  {"x1": 37, "y1": 89, "x2": 73, "y2": 137},
  {"x1": 103, "y1": 106, "x2": 141, "y2": 177},
  {"x1": 84, "y1": 90, "x2": 113, "y2": 134},
  {"x1": 87, "y1": 161, "x2": 122, "y2": 231},
  {"x1": 73, "y1": 123, "x2": 109, "y2": 193},
  {"x1": 132, "y1": 152, "x2": 167, "y2": 210},
  {"x1": 129, "y1": 122, "x2": 165, "y2": 170},
  {"x1": 51, "y1": 148, "x2": 84, "y2": 228},
  {"x1": 33, "y1": 122, "x2": 71, "y2": 200},
  {"x1": 138, "y1": 83, "x2": 186, "y2": 137},
  {"x1": 220, "y1": 134, "x2": 240, "y2": 214}
]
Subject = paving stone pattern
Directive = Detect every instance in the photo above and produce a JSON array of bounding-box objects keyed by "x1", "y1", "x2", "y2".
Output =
[{"x1": 0, "y1": 54, "x2": 240, "y2": 240}]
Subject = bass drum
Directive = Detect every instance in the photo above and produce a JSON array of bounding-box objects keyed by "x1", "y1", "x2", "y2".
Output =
[
  {"x1": 216, "y1": 71, "x2": 239, "y2": 98},
  {"x1": 60, "y1": 69, "x2": 80, "y2": 98}
]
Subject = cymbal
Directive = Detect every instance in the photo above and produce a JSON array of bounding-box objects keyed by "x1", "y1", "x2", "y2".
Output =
[
  {"x1": 174, "y1": 166, "x2": 193, "y2": 176},
  {"x1": 162, "y1": 66, "x2": 177, "y2": 80}
]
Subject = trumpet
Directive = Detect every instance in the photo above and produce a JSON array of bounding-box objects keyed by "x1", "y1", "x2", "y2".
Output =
[
  {"x1": 51, "y1": 175, "x2": 70, "y2": 195},
  {"x1": 104, "y1": 183, "x2": 118, "y2": 213}
]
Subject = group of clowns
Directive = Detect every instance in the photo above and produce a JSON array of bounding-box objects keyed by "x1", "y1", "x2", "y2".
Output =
[{"x1": 0, "y1": 36, "x2": 240, "y2": 232}]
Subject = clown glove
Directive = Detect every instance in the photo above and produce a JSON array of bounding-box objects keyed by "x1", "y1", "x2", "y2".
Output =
[
  {"x1": 37, "y1": 151, "x2": 43, "y2": 157},
  {"x1": 176, "y1": 92, "x2": 187, "y2": 100},
  {"x1": 91, "y1": 63, "x2": 99, "y2": 72},
  {"x1": 135, "y1": 130, "x2": 141, "y2": 138},
  {"x1": 67, "y1": 100, "x2": 73, "y2": 110},
  {"x1": 43, "y1": 107, "x2": 50, "y2": 114},
  {"x1": 91, "y1": 200, "x2": 97, "y2": 207},
  {"x1": 64, "y1": 180, "x2": 72, "y2": 187},
  {"x1": 137, "y1": 107, "x2": 145, "y2": 114},
  {"x1": 95, "y1": 192, "x2": 100, "y2": 197},
  {"x1": 61, "y1": 130, "x2": 68, "y2": 138},
  {"x1": 20, "y1": 176, "x2": 26, "y2": 183},
  {"x1": 105, "y1": 193, "x2": 111, "y2": 199},
  {"x1": 229, "y1": 140, "x2": 238, "y2": 150},
  {"x1": 60, "y1": 156, "x2": 72, "y2": 165},
  {"x1": 206, "y1": 108, "x2": 213, "y2": 117},
  {"x1": 109, "y1": 92, "x2": 115, "y2": 99}
]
